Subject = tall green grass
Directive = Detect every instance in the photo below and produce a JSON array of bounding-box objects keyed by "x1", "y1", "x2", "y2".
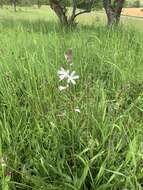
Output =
[{"x1": 0, "y1": 9, "x2": 143, "y2": 190}]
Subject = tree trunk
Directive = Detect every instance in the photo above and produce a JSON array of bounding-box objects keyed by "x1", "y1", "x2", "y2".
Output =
[
  {"x1": 0, "y1": 0, "x2": 3, "y2": 8},
  {"x1": 37, "y1": 0, "x2": 41, "y2": 9},
  {"x1": 103, "y1": 0, "x2": 125, "y2": 26},
  {"x1": 68, "y1": 0, "x2": 77, "y2": 25},
  {"x1": 115, "y1": 0, "x2": 125, "y2": 24},
  {"x1": 49, "y1": 0, "x2": 95, "y2": 27},
  {"x1": 49, "y1": 0, "x2": 68, "y2": 26},
  {"x1": 12, "y1": 0, "x2": 16, "y2": 12}
]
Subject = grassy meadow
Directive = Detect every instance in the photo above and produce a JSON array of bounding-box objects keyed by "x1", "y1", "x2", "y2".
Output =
[{"x1": 0, "y1": 6, "x2": 143, "y2": 190}]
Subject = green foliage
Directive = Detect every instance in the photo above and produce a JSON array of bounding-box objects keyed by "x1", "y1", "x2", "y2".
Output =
[
  {"x1": 125, "y1": 0, "x2": 143, "y2": 7},
  {"x1": 0, "y1": 7, "x2": 143, "y2": 190},
  {"x1": 0, "y1": 0, "x2": 102, "y2": 9},
  {"x1": 59, "y1": 0, "x2": 102, "y2": 10},
  {"x1": 133, "y1": 0, "x2": 140, "y2": 7}
]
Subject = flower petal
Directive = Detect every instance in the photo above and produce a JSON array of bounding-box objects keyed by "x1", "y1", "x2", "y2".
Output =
[{"x1": 74, "y1": 108, "x2": 80, "y2": 113}]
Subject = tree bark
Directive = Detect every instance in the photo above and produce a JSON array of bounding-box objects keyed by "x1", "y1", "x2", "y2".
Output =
[
  {"x1": 49, "y1": 0, "x2": 95, "y2": 27},
  {"x1": 115, "y1": 0, "x2": 125, "y2": 24},
  {"x1": 0, "y1": 0, "x2": 3, "y2": 8},
  {"x1": 103, "y1": 0, "x2": 125, "y2": 26},
  {"x1": 69, "y1": 0, "x2": 77, "y2": 25},
  {"x1": 49, "y1": 0, "x2": 68, "y2": 26},
  {"x1": 37, "y1": 0, "x2": 41, "y2": 9},
  {"x1": 12, "y1": 0, "x2": 16, "y2": 12}
]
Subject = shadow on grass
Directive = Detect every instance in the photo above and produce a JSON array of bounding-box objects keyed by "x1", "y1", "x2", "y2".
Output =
[
  {"x1": 0, "y1": 18, "x2": 61, "y2": 33},
  {"x1": 0, "y1": 17, "x2": 111, "y2": 34},
  {"x1": 0, "y1": 17, "x2": 140, "y2": 38}
]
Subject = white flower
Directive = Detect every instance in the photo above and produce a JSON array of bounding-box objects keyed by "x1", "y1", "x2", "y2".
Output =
[
  {"x1": 67, "y1": 71, "x2": 79, "y2": 85},
  {"x1": 50, "y1": 122, "x2": 55, "y2": 126},
  {"x1": 69, "y1": 62, "x2": 73, "y2": 66},
  {"x1": 58, "y1": 85, "x2": 69, "y2": 91},
  {"x1": 58, "y1": 67, "x2": 69, "y2": 81},
  {"x1": 0, "y1": 157, "x2": 6, "y2": 167},
  {"x1": 74, "y1": 108, "x2": 80, "y2": 113}
]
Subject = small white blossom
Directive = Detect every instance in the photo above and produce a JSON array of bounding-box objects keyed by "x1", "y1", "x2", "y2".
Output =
[
  {"x1": 74, "y1": 108, "x2": 80, "y2": 113},
  {"x1": 58, "y1": 85, "x2": 69, "y2": 91},
  {"x1": 0, "y1": 157, "x2": 6, "y2": 167},
  {"x1": 50, "y1": 122, "x2": 54, "y2": 126},
  {"x1": 67, "y1": 71, "x2": 79, "y2": 85},
  {"x1": 58, "y1": 67, "x2": 69, "y2": 81}
]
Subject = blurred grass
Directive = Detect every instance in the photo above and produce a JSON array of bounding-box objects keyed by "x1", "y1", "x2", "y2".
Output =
[{"x1": 0, "y1": 5, "x2": 143, "y2": 190}]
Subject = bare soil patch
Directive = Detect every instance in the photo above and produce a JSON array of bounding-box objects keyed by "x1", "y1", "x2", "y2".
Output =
[{"x1": 122, "y1": 8, "x2": 143, "y2": 17}]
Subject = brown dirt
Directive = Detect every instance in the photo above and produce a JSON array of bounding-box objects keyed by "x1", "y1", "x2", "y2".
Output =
[{"x1": 122, "y1": 8, "x2": 143, "y2": 17}]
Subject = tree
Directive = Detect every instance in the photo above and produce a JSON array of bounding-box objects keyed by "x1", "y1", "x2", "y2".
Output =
[
  {"x1": 37, "y1": 0, "x2": 42, "y2": 8},
  {"x1": 0, "y1": 0, "x2": 4, "y2": 8},
  {"x1": 103, "y1": 0, "x2": 125, "y2": 26},
  {"x1": 49, "y1": 0, "x2": 96, "y2": 26},
  {"x1": 11, "y1": 0, "x2": 17, "y2": 11},
  {"x1": 37, "y1": 0, "x2": 48, "y2": 8},
  {"x1": 133, "y1": 0, "x2": 140, "y2": 7}
]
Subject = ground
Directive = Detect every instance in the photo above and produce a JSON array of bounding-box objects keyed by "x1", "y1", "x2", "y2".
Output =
[{"x1": 122, "y1": 8, "x2": 143, "y2": 17}]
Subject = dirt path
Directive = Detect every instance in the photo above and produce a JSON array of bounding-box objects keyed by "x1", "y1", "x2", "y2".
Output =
[{"x1": 122, "y1": 8, "x2": 143, "y2": 17}]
